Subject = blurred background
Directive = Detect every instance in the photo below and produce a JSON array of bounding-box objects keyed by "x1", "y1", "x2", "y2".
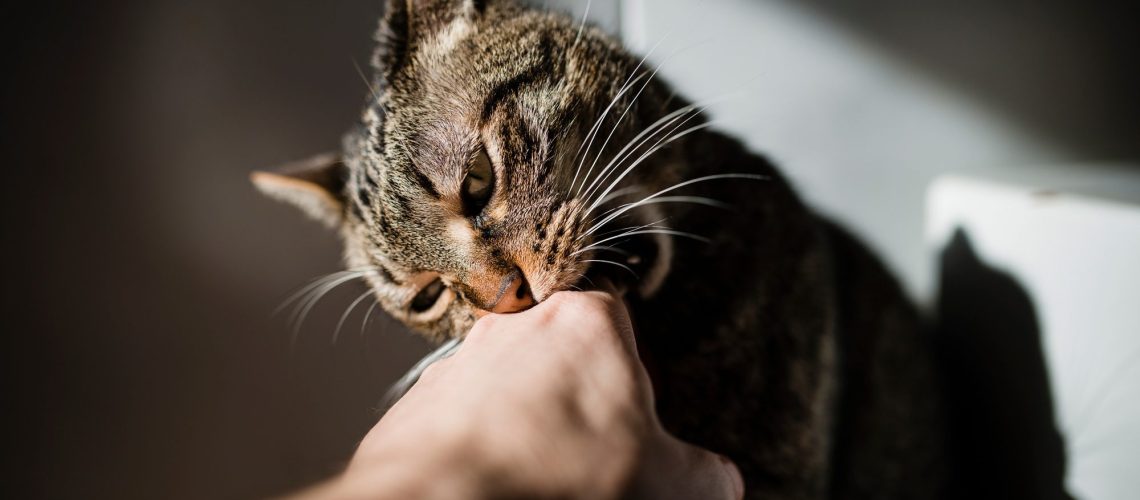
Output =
[{"x1": 2, "y1": 1, "x2": 1137, "y2": 499}]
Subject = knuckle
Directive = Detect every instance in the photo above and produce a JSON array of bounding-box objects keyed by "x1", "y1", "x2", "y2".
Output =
[
  {"x1": 585, "y1": 293, "x2": 619, "y2": 317},
  {"x1": 466, "y1": 315, "x2": 499, "y2": 342},
  {"x1": 547, "y1": 290, "x2": 612, "y2": 317},
  {"x1": 540, "y1": 291, "x2": 575, "y2": 311}
]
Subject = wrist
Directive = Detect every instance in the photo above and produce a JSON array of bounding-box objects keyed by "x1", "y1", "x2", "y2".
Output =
[
  {"x1": 317, "y1": 453, "x2": 482, "y2": 500},
  {"x1": 297, "y1": 431, "x2": 484, "y2": 500}
]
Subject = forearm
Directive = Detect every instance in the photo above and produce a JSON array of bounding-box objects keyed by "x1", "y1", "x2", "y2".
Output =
[
  {"x1": 287, "y1": 291, "x2": 741, "y2": 500},
  {"x1": 292, "y1": 451, "x2": 483, "y2": 500}
]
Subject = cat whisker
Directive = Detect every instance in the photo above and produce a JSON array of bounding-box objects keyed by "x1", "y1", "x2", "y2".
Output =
[
  {"x1": 575, "y1": 42, "x2": 693, "y2": 199},
  {"x1": 286, "y1": 271, "x2": 369, "y2": 324},
  {"x1": 579, "y1": 245, "x2": 631, "y2": 256},
  {"x1": 351, "y1": 57, "x2": 381, "y2": 104},
  {"x1": 274, "y1": 269, "x2": 373, "y2": 317},
  {"x1": 570, "y1": 35, "x2": 669, "y2": 195},
  {"x1": 583, "y1": 259, "x2": 639, "y2": 278},
  {"x1": 570, "y1": 71, "x2": 651, "y2": 195},
  {"x1": 576, "y1": 228, "x2": 707, "y2": 257},
  {"x1": 585, "y1": 196, "x2": 731, "y2": 233},
  {"x1": 585, "y1": 121, "x2": 719, "y2": 215},
  {"x1": 289, "y1": 271, "x2": 374, "y2": 343},
  {"x1": 593, "y1": 184, "x2": 644, "y2": 206},
  {"x1": 574, "y1": 0, "x2": 591, "y2": 47},
  {"x1": 570, "y1": 71, "x2": 652, "y2": 197},
  {"x1": 585, "y1": 118, "x2": 721, "y2": 218},
  {"x1": 623, "y1": 195, "x2": 731, "y2": 211},
  {"x1": 580, "y1": 217, "x2": 668, "y2": 242},
  {"x1": 577, "y1": 42, "x2": 723, "y2": 203},
  {"x1": 577, "y1": 89, "x2": 764, "y2": 225},
  {"x1": 578, "y1": 105, "x2": 700, "y2": 207},
  {"x1": 577, "y1": 226, "x2": 667, "y2": 255},
  {"x1": 578, "y1": 273, "x2": 598, "y2": 290},
  {"x1": 575, "y1": 119, "x2": 715, "y2": 224},
  {"x1": 578, "y1": 80, "x2": 757, "y2": 215},
  {"x1": 333, "y1": 289, "x2": 376, "y2": 345},
  {"x1": 579, "y1": 97, "x2": 721, "y2": 208},
  {"x1": 584, "y1": 173, "x2": 769, "y2": 237},
  {"x1": 360, "y1": 296, "x2": 382, "y2": 339}
]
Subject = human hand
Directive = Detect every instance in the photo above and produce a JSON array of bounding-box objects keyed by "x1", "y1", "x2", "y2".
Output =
[{"x1": 298, "y1": 289, "x2": 743, "y2": 499}]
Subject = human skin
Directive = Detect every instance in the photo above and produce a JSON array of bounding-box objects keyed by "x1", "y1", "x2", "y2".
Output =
[{"x1": 294, "y1": 289, "x2": 743, "y2": 499}]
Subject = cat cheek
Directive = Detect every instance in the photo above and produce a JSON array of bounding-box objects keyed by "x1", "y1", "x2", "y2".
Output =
[
  {"x1": 485, "y1": 203, "x2": 509, "y2": 221},
  {"x1": 446, "y1": 218, "x2": 477, "y2": 247}
]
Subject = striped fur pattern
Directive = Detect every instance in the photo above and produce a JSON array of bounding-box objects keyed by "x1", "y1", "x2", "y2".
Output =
[
  {"x1": 255, "y1": 1, "x2": 947, "y2": 498},
  {"x1": 325, "y1": 0, "x2": 691, "y2": 342}
]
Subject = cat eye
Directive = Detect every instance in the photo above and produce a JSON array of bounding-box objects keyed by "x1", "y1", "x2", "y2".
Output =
[
  {"x1": 461, "y1": 148, "x2": 495, "y2": 216},
  {"x1": 410, "y1": 278, "x2": 446, "y2": 313}
]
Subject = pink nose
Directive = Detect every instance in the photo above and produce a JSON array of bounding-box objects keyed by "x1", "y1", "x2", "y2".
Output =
[{"x1": 490, "y1": 273, "x2": 535, "y2": 314}]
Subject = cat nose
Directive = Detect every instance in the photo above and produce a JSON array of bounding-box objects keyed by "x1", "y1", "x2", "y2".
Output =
[{"x1": 490, "y1": 271, "x2": 535, "y2": 314}]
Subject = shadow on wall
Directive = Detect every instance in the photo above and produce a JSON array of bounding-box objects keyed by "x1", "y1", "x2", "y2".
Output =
[
  {"x1": 798, "y1": 0, "x2": 1140, "y2": 160},
  {"x1": 933, "y1": 229, "x2": 1072, "y2": 500}
]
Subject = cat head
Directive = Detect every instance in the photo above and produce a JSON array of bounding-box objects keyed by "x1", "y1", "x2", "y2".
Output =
[{"x1": 254, "y1": 0, "x2": 694, "y2": 342}]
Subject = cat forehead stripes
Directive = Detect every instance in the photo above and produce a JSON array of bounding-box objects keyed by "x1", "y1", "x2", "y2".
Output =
[{"x1": 257, "y1": 0, "x2": 680, "y2": 341}]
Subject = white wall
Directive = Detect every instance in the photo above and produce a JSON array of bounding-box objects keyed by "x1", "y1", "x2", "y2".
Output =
[{"x1": 928, "y1": 178, "x2": 1140, "y2": 500}]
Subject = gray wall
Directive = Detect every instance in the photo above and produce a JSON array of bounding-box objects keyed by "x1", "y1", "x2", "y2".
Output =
[
  {"x1": 618, "y1": 0, "x2": 1139, "y2": 300},
  {"x1": 4, "y1": 2, "x2": 429, "y2": 498}
]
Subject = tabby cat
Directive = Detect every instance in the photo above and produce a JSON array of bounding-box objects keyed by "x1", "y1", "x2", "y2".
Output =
[{"x1": 252, "y1": 1, "x2": 945, "y2": 498}]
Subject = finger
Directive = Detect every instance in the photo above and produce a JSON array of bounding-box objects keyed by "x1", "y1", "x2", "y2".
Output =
[{"x1": 574, "y1": 279, "x2": 638, "y2": 351}]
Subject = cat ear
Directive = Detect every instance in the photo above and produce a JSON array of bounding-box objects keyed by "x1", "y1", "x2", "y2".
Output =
[
  {"x1": 373, "y1": 0, "x2": 486, "y2": 85},
  {"x1": 250, "y1": 152, "x2": 347, "y2": 228}
]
